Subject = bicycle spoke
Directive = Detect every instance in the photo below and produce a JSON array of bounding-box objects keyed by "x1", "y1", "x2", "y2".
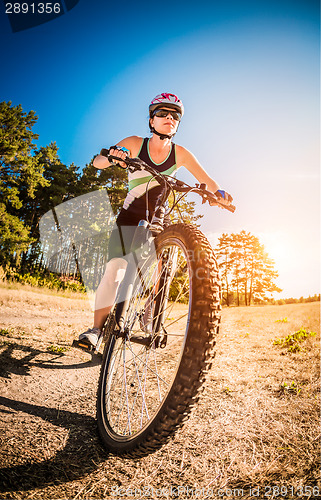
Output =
[
  {"x1": 126, "y1": 346, "x2": 170, "y2": 388},
  {"x1": 140, "y1": 347, "x2": 152, "y2": 428},
  {"x1": 127, "y1": 339, "x2": 150, "y2": 421},
  {"x1": 152, "y1": 346, "x2": 163, "y2": 402},
  {"x1": 159, "y1": 312, "x2": 189, "y2": 332},
  {"x1": 123, "y1": 344, "x2": 132, "y2": 435}
]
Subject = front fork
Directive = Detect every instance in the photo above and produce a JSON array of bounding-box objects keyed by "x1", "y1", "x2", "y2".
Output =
[{"x1": 153, "y1": 246, "x2": 178, "y2": 339}]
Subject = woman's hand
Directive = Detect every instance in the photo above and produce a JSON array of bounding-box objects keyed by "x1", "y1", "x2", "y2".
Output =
[
  {"x1": 211, "y1": 189, "x2": 233, "y2": 207},
  {"x1": 107, "y1": 146, "x2": 130, "y2": 169},
  {"x1": 93, "y1": 146, "x2": 130, "y2": 169}
]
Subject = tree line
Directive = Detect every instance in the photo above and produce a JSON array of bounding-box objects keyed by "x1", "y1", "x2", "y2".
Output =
[{"x1": 0, "y1": 100, "x2": 291, "y2": 305}]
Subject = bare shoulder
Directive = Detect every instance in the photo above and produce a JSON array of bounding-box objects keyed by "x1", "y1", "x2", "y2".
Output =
[
  {"x1": 118, "y1": 136, "x2": 143, "y2": 157},
  {"x1": 175, "y1": 143, "x2": 197, "y2": 166}
]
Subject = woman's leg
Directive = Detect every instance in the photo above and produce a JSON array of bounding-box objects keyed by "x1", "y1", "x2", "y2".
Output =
[
  {"x1": 93, "y1": 306, "x2": 112, "y2": 330},
  {"x1": 78, "y1": 225, "x2": 136, "y2": 347},
  {"x1": 93, "y1": 257, "x2": 128, "y2": 329},
  {"x1": 78, "y1": 257, "x2": 127, "y2": 346}
]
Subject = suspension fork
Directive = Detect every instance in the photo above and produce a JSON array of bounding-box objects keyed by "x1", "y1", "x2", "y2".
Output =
[
  {"x1": 149, "y1": 184, "x2": 171, "y2": 234},
  {"x1": 153, "y1": 246, "x2": 178, "y2": 334}
]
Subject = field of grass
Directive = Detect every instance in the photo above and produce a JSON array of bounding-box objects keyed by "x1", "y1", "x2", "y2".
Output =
[{"x1": 0, "y1": 283, "x2": 319, "y2": 499}]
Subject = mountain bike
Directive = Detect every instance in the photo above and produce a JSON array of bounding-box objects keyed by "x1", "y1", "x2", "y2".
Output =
[{"x1": 93, "y1": 155, "x2": 235, "y2": 457}]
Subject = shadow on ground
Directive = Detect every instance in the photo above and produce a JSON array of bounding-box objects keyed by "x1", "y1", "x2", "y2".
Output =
[
  {"x1": 0, "y1": 340, "x2": 101, "y2": 378},
  {"x1": 0, "y1": 340, "x2": 108, "y2": 492},
  {"x1": 0, "y1": 396, "x2": 110, "y2": 492}
]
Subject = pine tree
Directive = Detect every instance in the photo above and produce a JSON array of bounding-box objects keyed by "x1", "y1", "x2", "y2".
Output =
[
  {"x1": 19, "y1": 143, "x2": 80, "y2": 271},
  {"x1": 215, "y1": 233, "x2": 233, "y2": 305},
  {"x1": 78, "y1": 160, "x2": 128, "y2": 215},
  {"x1": 215, "y1": 230, "x2": 282, "y2": 305},
  {"x1": 168, "y1": 194, "x2": 203, "y2": 226},
  {"x1": 0, "y1": 101, "x2": 47, "y2": 267}
]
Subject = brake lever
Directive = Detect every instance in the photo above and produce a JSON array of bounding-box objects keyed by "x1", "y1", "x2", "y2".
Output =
[{"x1": 214, "y1": 199, "x2": 236, "y2": 212}]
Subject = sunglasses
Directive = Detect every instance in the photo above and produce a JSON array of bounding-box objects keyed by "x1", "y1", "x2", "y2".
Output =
[{"x1": 153, "y1": 109, "x2": 182, "y2": 121}]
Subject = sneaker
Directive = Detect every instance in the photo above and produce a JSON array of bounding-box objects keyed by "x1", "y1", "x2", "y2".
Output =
[{"x1": 78, "y1": 327, "x2": 101, "y2": 348}]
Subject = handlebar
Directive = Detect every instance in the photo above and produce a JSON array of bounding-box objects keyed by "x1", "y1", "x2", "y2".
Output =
[{"x1": 107, "y1": 154, "x2": 236, "y2": 213}]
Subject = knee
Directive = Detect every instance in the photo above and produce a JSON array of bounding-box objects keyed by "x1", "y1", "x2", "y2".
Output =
[{"x1": 103, "y1": 257, "x2": 127, "y2": 282}]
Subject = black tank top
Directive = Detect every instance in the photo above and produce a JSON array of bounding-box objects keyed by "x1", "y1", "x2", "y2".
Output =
[{"x1": 116, "y1": 138, "x2": 178, "y2": 226}]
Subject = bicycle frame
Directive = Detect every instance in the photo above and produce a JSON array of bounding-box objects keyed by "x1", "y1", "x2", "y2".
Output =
[{"x1": 101, "y1": 153, "x2": 235, "y2": 347}]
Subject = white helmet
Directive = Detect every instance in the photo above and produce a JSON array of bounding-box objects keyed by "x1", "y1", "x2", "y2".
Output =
[{"x1": 149, "y1": 93, "x2": 184, "y2": 117}]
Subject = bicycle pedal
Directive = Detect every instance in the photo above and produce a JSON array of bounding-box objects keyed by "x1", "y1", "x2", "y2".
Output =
[{"x1": 72, "y1": 339, "x2": 96, "y2": 353}]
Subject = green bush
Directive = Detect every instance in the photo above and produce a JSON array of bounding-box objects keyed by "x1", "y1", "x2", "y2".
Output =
[
  {"x1": 273, "y1": 328, "x2": 317, "y2": 353},
  {"x1": 4, "y1": 269, "x2": 86, "y2": 293}
]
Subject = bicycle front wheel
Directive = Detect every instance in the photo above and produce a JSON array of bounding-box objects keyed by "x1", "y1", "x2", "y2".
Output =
[{"x1": 96, "y1": 223, "x2": 221, "y2": 457}]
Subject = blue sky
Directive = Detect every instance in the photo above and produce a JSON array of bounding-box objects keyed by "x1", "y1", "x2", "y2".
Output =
[{"x1": 0, "y1": 0, "x2": 319, "y2": 298}]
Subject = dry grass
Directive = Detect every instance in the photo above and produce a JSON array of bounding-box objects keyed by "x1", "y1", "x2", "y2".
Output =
[{"x1": 0, "y1": 283, "x2": 319, "y2": 499}]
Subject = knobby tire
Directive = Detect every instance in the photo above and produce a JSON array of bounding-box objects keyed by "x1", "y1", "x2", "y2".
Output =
[{"x1": 96, "y1": 223, "x2": 221, "y2": 457}]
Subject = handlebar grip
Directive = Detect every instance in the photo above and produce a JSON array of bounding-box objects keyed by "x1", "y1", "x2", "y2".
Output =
[
  {"x1": 224, "y1": 204, "x2": 236, "y2": 213},
  {"x1": 104, "y1": 154, "x2": 130, "y2": 168},
  {"x1": 107, "y1": 154, "x2": 126, "y2": 162}
]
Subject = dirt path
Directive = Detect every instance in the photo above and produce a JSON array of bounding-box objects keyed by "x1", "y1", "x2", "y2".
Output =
[{"x1": 0, "y1": 284, "x2": 320, "y2": 499}]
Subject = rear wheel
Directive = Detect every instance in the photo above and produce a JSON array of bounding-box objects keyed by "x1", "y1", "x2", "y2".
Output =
[{"x1": 96, "y1": 223, "x2": 221, "y2": 457}]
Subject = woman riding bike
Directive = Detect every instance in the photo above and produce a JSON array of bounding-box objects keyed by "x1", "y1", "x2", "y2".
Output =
[{"x1": 78, "y1": 92, "x2": 233, "y2": 349}]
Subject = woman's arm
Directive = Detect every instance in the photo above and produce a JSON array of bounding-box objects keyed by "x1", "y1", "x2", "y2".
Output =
[
  {"x1": 176, "y1": 145, "x2": 219, "y2": 192},
  {"x1": 93, "y1": 136, "x2": 142, "y2": 169},
  {"x1": 176, "y1": 145, "x2": 232, "y2": 205}
]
